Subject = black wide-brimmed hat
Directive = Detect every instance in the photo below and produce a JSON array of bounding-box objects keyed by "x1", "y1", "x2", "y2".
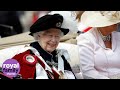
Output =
[{"x1": 29, "y1": 14, "x2": 69, "y2": 36}]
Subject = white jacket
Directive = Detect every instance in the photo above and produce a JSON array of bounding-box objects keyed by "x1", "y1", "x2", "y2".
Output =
[{"x1": 77, "y1": 28, "x2": 120, "y2": 79}]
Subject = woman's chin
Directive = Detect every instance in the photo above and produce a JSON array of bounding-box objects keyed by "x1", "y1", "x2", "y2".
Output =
[
  {"x1": 46, "y1": 48, "x2": 55, "y2": 53},
  {"x1": 46, "y1": 45, "x2": 57, "y2": 52}
]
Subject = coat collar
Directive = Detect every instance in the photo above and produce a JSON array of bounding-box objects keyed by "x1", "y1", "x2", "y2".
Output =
[
  {"x1": 92, "y1": 28, "x2": 117, "y2": 51},
  {"x1": 30, "y1": 42, "x2": 57, "y2": 62}
]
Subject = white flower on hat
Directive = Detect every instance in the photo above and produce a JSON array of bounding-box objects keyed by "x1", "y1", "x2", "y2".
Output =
[
  {"x1": 99, "y1": 11, "x2": 120, "y2": 22},
  {"x1": 48, "y1": 11, "x2": 79, "y2": 33}
]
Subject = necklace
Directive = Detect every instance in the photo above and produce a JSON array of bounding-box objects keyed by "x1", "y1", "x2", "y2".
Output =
[
  {"x1": 98, "y1": 30, "x2": 111, "y2": 42},
  {"x1": 46, "y1": 60, "x2": 58, "y2": 68}
]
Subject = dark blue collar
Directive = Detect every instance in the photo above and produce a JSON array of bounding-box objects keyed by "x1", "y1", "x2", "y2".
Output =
[{"x1": 30, "y1": 42, "x2": 57, "y2": 62}]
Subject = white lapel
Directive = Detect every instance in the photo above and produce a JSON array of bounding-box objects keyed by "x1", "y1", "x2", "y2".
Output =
[
  {"x1": 58, "y1": 54, "x2": 64, "y2": 73},
  {"x1": 112, "y1": 31, "x2": 117, "y2": 51},
  {"x1": 56, "y1": 49, "x2": 65, "y2": 73}
]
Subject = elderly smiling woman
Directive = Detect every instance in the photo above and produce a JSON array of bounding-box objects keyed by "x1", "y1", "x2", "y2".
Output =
[{"x1": 0, "y1": 14, "x2": 76, "y2": 79}]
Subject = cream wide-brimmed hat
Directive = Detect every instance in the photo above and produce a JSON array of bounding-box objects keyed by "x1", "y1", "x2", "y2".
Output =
[{"x1": 81, "y1": 11, "x2": 120, "y2": 27}]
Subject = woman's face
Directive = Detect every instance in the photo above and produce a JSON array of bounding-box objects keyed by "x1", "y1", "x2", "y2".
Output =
[
  {"x1": 38, "y1": 28, "x2": 62, "y2": 53},
  {"x1": 98, "y1": 24, "x2": 118, "y2": 32}
]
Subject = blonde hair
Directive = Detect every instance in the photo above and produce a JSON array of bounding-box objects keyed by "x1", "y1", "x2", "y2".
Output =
[{"x1": 74, "y1": 11, "x2": 84, "y2": 22}]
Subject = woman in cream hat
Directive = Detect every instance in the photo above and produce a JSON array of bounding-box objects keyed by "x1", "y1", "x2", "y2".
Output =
[{"x1": 76, "y1": 11, "x2": 120, "y2": 79}]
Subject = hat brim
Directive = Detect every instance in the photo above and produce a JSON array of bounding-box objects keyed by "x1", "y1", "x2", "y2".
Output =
[
  {"x1": 81, "y1": 11, "x2": 120, "y2": 27},
  {"x1": 29, "y1": 28, "x2": 69, "y2": 36}
]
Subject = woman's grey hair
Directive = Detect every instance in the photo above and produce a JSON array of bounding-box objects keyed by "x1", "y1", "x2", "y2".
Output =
[
  {"x1": 33, "y1": 31, "x2": 41, "y2": 41},
  {"x1": 33, "y1": 30, "x2": 64, "y2": 41}
]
